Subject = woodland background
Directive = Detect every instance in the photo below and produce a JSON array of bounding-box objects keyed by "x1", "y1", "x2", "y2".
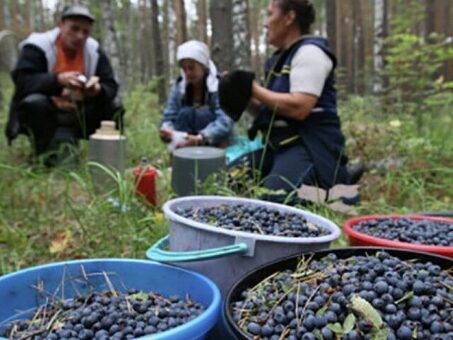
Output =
[
  {"x1": 0, "y1": 1, "x2": 451, "y2": 272},
  {"x1": 1, "y1": 0, "x2": 452, "y2": 104}
]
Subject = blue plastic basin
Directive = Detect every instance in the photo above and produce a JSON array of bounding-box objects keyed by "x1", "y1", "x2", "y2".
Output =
[{"x1": 0, "y1": 259, "x2": 221, "y2": 340}]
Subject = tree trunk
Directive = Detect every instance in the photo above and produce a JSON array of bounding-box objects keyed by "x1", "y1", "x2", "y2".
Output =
[
  {"x1": 10, "y1": 0, "x2": 20, "y2": 35},
  {"x1": 100, "y1": 0, "x2": 124, "y2": 89},
  {"x1": 210, "y1": 0, "x2": 234, "y2": 72},
  {"x1": 165, "y1": 0, "x2": 178, "y2": 81},
  {"x1": 37, "y1": 0, "x2": 46, "y2": 31},
  {"x1": 174, "y1": 0, "x2": 187, "y2": 46},
  {"x1": 249, "y1": 0, "x2": 261, "y2": 77},
  {"x1": 161, "y1": 0, "x2": 171, "y2": 87},
  {"x1": 445, "y1": 0, "x2": 453, "y2": 80},
  {"x1": 0, "y1": 0, "x2": 5, "y2": 30},
  {"x1": 425, "y1": 0, "x2": 435, "y2": 37},
  {"x1": 150, "y1": 0, "x2": 166, "y2": 105},
  {"x1": 232, "y1": 0, "x2": 251, "y2": 70},
  {"x1": 124, "y1": 0, "x2": 136, "y2": 86},
  {"x1": 139, "y1": 0, "x2": 153, "y2": 84},
  {"x1": 352, "y1": 0, "x2": 365, "y2": 95},
  {"x1": 326, "y1": 0, "x2": 337, "y2": 55},
  {"x1": 373, "y1": 0, "x2": 387, "y2": 94},
  {"x1": 345, "y1": 4, "x2": 353, "y2": 95},
  {"x1": 3, "y1": 0, "x2": 11, "y2": 29},
  {"x1": 23, "y1": 0, "x2": 32, "y2": 33},
  {"x1": 196, "y1": 0, "x2": 208, "y2": 44}
]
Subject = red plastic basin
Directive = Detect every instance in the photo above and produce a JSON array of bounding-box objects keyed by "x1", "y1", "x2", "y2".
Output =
[{"x1": 343, "y1": 214, "x2": 453, "y2": 258}]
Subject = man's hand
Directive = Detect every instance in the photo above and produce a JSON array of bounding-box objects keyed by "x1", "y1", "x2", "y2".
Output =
[
  {"x1": 84, "y1": 82, "x2": 102, "y2": 97},
  {"x1": 51, "y1": 96, "x2": 77, "y2": 111},
  {"x1": 57, "y1": 71, "x2": 85, "y2": 89}
]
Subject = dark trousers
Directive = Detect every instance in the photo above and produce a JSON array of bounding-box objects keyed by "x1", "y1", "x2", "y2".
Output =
[
  {"x1": 17, "y1": 94, "x2": 124, "y2": 155},
  {"x1": 229, "y1": 142, "x2": 317, "y2": 203}
]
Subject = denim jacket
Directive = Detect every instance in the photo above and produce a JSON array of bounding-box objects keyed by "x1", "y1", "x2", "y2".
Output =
[{"x1": 161, "y1": 80, "x2": 234, "y2": 145}]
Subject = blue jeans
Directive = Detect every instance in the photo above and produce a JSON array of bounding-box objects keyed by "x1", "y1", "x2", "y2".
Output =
[
  {"x1": 174, "y1": 106, "x2": 216, "y2": 135},
  {"x1": 230, "y1": 142, "x2": 316, "y2": 203}
]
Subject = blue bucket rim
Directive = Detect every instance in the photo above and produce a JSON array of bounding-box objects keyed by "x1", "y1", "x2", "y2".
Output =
[{"x1": 0, "y1": 258, "x2": 222, "y2": 340}]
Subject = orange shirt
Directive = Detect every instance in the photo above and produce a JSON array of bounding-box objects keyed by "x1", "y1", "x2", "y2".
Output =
[{"x1": 53, "y1": 35, "x2": 84, "y2": 75}]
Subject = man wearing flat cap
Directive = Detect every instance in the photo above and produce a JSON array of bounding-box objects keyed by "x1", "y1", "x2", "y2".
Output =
[{"x1": 5, "y1": 4, "x2": 124, "y2": 165}]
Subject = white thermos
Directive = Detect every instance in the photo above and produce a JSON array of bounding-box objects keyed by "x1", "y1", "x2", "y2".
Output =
[{"x1": 88, "y1": 121, "x2": 126, "y2": 189}]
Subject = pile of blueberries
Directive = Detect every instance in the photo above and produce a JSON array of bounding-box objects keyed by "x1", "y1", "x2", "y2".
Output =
[
  {"x1": 4, "y1": 289, "x2": 205, "y2": 339},
  {"x1": 353, "y1": 217, "x2": 453, "y2": 246},
  {"x1": 231, "y1": 251, "x2": 452, "y2": 340},
  {"x1": 176, "y1": 204, "x2": 329, "y2": 238}
]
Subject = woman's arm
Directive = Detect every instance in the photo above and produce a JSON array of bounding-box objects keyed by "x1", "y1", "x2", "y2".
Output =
[{"x1": 251, "y1": 82, "x2": 318, "y2": 121}]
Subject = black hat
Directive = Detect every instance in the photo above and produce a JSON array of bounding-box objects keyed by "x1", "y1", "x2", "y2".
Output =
[
  {"x1": 61, "y1": 5, "x2": 95, "y2": 22},
  {"x1": 219, "y1": 70, "x2": 255, "y2": 122}
]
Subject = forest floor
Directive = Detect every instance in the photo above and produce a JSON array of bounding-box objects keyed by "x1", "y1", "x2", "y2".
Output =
[{"x1": 0, "y1": 73, "x2": 452, "y2": 275}]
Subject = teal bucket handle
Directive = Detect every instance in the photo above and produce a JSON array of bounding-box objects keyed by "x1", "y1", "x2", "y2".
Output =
[{"x1": 146, "y1": 235, "x2": 249, "y2": 263}]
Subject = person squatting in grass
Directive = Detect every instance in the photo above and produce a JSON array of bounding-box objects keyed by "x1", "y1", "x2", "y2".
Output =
[
  {"x1": 221, "y1": 0, "x2": 356, "y2": 203},
  {"x1": 5, "y1": 4, "x2": 124, "y2": 166},
  {"x1": 159, "y1": 40, "x2": 234, "y2": 150}
]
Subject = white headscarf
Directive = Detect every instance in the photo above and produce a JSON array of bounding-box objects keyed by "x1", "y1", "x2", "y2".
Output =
[{"x1": 176, "y1": 40, "x2": 219, "y2": 93}]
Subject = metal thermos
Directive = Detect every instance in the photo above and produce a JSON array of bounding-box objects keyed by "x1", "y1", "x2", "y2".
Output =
[{"x1": 88, "y1": 121, "x2": 126, "y2": 190}]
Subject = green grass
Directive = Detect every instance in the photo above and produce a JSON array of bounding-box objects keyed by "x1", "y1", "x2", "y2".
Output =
[{"x1": 0, "y1": 73, "x2": 451, "y2": 275}]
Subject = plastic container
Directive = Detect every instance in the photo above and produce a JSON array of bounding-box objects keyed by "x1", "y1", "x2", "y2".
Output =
[
  {"x1": 146, "y1": 196, "x2": 341, "y2": 295},
  {"x1": 0, "y1": 259, "x2": 221, "y2": 340},
  {"x1": 133, "y1": 158, "x2": 158, "y2": 206},
  {"x1": 224, "y1": 247, "x2": 453, "y2": 339},
  {"x1": 343, "y1": 214, "x2": 453, "y2": 258},
  {"x1": 171, "y1": 147, "x2": 225, "y2": 196}
]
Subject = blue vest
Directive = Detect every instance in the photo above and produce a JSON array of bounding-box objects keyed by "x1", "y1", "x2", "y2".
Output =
[
  {"x1": 252, "y1": 36, "x2": 349, "y2": 188},
  {"x1": 264, "y1": 36, "x2": 337, "y2": 113}
]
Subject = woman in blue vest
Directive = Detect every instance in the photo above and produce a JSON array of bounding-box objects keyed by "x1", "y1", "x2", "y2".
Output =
[
  {"x1": 160, "y1": 40, "x2": 233, "y2": 150},
  {"x1": 226, "y1": 0, "x2": 350, "y2": 203}
]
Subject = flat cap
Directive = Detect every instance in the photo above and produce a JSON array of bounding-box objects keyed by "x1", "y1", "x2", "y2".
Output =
[{"x1": 61, "y1": 5, "x2": 95, "y2": 22}]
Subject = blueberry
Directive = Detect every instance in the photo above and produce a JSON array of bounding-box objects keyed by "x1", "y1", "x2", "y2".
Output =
[
  {"x1": 407, "y1": 307, "x2": 421, "y2": 321},
  {"x1": 343, "y1": 284, "x2": 356, "y2": 296},
  {"x1": 314, "y1": 315, "x2": 327, "y2": 328},
  {"x1": 430, "y1": 321, "x2": 444, "y2": 334},
  {"x1": 385, "y1": 304, "x2": 397, "y2": 314},
  {"x1": 321, "y1": 327, "x2": 334, "y2": 340},
  {"x1": 374, "y1": 281, "x2": 389, "y2": 294},
  {"x1": 78, "y1": 329, "x2": 93, "y2": 339},
  {"x1": 303, "y1": 315, "x2": 316, "y2": 331},
  {"x1": 144, "y1": 325, "x2": 156, "y2": 334},
  {"x1": 247, "y1": 322, "x2": 261, "y2": 335},
  {"x1": 301, "y1": 333, "x2": 316, "y2": 340},
  {"x1": 396, "y1": 325, "x2": 413, "y2": 340},
  {"x1": 344, "y1": 330, "x2": 360, "y2": 340},
  {"x1": 261, "y1": 324, "x2": 274, "y2": 336},
  {"x1": 413, "y1": 280, "x2": 425, "y2": 295}
]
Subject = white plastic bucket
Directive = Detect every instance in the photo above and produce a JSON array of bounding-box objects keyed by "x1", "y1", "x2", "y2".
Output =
[{"x1": 147, "y1": 196, "x2": 341, "y2": 295}]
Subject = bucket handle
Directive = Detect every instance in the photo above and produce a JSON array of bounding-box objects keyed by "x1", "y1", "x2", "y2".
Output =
[{"x1": 146, "y1": 235, "x2": 249, "y2": 263}]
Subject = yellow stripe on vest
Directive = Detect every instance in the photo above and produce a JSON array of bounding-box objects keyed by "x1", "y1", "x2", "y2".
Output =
[{"x1": 279, "y1": 134, "x2": 300, "y2": 146}]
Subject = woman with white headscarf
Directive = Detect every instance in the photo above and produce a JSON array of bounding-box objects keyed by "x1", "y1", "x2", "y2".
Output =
[{"x1": 160, "y1": 40, "x2": 234, "y2": 148}]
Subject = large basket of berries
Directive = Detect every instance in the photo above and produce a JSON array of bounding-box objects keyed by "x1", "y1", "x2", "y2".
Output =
[
  {"x1": 147, "y1": 196, "x2": 341, "y2": 295},
  {"x1": 225, "y1": 247, "x2": 453, "y2": 339},
  {"x1": 343, "y1": 215, "x2": 453, "y2": 258},
  {"x1": 0, "y1": 259, "x2": 221, "y2": 340}
]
